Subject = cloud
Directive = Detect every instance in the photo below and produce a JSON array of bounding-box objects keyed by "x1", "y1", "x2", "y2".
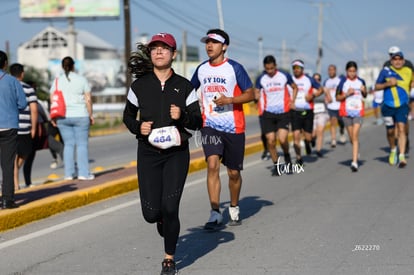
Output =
[
  {"x1": 336, "y1": 41, "x2": 358, "y2": 53},
  {"x1": 375, "y1": 25, "x2": 410, "y2": 41}
]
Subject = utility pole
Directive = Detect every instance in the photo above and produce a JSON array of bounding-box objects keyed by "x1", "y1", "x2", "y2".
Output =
[
  {"x1": 281, "y1": 39, "x2": 287, "y2": 69},
  {"x1": 217, "y1": 0, "x2": 225, "y2": 30},
  {"x1": 258, "y1": 36, "x2": 263, "y2": 72},
  {"x1": 67, "y1": 17, "x2": 77, "y2": 59},
  {"x1": 182, "y1": 31, "x2": 187, "y2": 79},
  {"x1": 363, "y1": 39, "x2": 368, "y2": 66},
  {"x1": 124, "y1": 0, "x2": 132, "y2": 94},
  {"x1": 277, "y1": 40, "x2": 295, "y2": 71},
  {"x1": 315, "y1": 2, "x2": 328, "y2": 74}
]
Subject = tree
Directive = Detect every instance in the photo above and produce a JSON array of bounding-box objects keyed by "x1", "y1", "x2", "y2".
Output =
[{"x1": 23, "y1": 66, "x2": 51, "y2": 101}]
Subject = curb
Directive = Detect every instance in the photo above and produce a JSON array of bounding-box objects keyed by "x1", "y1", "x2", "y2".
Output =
[
  {"x1": 0, "y1": 175, "x2": 138, "y2": 231},
  {"x1": 0, "y1": 109, "x2": 374, "y2": 232}
]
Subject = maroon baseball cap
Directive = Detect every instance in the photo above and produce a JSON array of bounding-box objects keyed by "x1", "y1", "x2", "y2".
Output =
[{"x1": 148, "y1": 33, "x2": 177, "y2": 49}]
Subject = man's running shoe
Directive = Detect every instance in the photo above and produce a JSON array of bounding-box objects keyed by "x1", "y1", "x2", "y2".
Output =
[
  {"x1": 204, "y1": 210, "x2": 223, "y2": 230},
  {"x1": 398, "y1": 154, "x2": 407, "y2": 168},
  {"x1": 389, "y1": 149, "x2": 397, "y2": 166},
  {"x1": 261, "y1": 151, "x2": 271, "y2": 160},
  {"x1": 228, "y1": 206, "x2": 242, "y2": 226},
  {"x1": 160, "y1": 259, "x2": 178, "y2": 275},
  {"x1": 284, "y1": 153, "x2": 292, "y2": 164},
  {"x1": 331, "y1": 140, "x2": 336, "y2": 148},
  {"x1": 296, "y1": 158, "x2": 304, "y2": 167},
  {"x1": 271, "y1": 165, "x2": 281, "y2": 176},
  {"x1": 284, "y1": 153, "x2": 293, "y2": 174},
  {"x1": 316, "y1": 151, "x2": 323, "y2": 157},
  {"x1": 350, "y1": 162, "x2": 358, "y2": 172}
]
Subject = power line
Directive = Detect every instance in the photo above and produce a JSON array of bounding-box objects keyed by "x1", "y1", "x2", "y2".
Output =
[
  {"x1": 149, "y1": 0, "x2": 211, "y2": 32},
  {"x1": 130, "y1": 0, "x2": 202, "y2": 41},
  {"x1": 326, "y1": 4, "x2": 361, "y2": 52},
  {"x1": 131, "y1": 0, "x2": 259, "y2": 59}
]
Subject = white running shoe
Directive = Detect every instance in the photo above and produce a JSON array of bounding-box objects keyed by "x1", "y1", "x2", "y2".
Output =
[
  {"x1": 50, "y1": 161, "x2": 58, "y2": 169},
  {"x1": 339, "y1": 134, "x2": 346, "y2": 144},
  {"x1": 350, "y1": 162, "x2": 358, "y2": 172},
  {"x1": 50, "y1": 158, "x2": 62, "y2": 169},
  {"x1": 228, "y1": 206, "x2": 242, "y2": 226},
  {"x1": 204, "y1": 210, "x2": 223, "y2": 230},
  {"x1": 78, "y1": 174, "x2": 95, "y2": 181}
]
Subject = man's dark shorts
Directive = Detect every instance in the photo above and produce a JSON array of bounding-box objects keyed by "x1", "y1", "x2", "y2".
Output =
[
  {"x1": 291, "y1": 110, "x2": 314, "y2": 133},
  {"x1": 200, "y1": 127, "x2": 245, "y2": 171},
  {"x1": 262, "y1": 111, "x2": 291, "y2": 134},
  {"x1": 17, "y1": 134, "x2": 33, "y2": 158},
  {"x1": 381, "y1": 103, "x2": 409, "y2": 129}
]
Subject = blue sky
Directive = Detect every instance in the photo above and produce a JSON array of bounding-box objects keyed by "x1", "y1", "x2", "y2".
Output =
[{"x1": 2, "y1": 0, "x2": 413, "y2": 77}]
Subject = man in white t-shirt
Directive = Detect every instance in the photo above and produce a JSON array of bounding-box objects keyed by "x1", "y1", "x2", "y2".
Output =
[{"x1": 324, "y1": 64, "x2": 346, "y2": 147}]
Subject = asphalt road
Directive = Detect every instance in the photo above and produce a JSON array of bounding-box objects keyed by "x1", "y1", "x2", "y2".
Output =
[{"x1": 0, "y1": 116, "x2": 413, "y2": 274}]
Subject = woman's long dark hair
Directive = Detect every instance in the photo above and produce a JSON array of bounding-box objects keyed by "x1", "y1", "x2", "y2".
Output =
[
  {"x1": 62, "y1": 56, "x2": 75, "y2": 81},
  {"x1": 128, "y1": 43, "x2": 153, "y2": 79}
]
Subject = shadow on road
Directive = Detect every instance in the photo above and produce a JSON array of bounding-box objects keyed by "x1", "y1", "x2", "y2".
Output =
[{"x1": 175, "y1": 196, "x2": 273, "y2": 270}]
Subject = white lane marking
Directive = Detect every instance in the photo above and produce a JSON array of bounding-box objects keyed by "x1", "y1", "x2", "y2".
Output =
[
  {"x1": 0, "y1": 201, "x2": 138, "y2": 250},
  {"x1": 0, "y1": 158, "x2": 263, "y2": 250}
]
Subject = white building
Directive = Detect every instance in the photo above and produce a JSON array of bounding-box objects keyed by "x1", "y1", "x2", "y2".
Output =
[{"x1": 17, "y1": 25, "x2": 119, "y2": 70}]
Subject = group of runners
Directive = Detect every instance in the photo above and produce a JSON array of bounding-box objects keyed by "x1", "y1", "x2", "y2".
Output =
[
  {"x1": 123, "y1": 27, "x2": 412, "y2": 274},
  {"x1": 255, "y1": 46, "x2": 412, "y2": 175}
]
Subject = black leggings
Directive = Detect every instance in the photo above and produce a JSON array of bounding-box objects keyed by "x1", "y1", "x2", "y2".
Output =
[{"x1": 137, "y1": 142, "x2": 189, "y2": 255}]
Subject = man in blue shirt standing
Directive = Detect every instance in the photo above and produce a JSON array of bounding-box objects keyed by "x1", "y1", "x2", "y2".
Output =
[{"x1": 0, "y1": 50, "x2": 27, "y2": 209}]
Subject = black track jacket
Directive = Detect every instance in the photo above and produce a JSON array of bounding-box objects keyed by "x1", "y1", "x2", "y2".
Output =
[{"x1": 123, "y1": 71, "x2": 202, "y2": 147}]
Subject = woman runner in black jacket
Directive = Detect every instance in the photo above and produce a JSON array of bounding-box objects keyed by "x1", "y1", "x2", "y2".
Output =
[{"x1": 123, "y1": 33, "x2": 202, "y2": 275}]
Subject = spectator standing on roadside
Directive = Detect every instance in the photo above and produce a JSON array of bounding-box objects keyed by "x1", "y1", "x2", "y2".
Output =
[
  {"x1": 23, "y1": 96, "x2": 50, "y2": 187},
  {"x1": 123, "y1": 33, "x2": 202, "y2": 275},
  {"x1": 50, "y1": 56, "x2": 95, "y2": 180},
  {"x1": 255, "y1": 55, "x2": 297, "y2": 176},
  {"x1": 191, "y1": 29, "x2": 254, "y2": 229},
  {"x1": 0, "y1": 51, "x2": 27, "y2": 209},
  {"x1": 376, "y1": 49, "x2": 412, "y2": 168},
  {"x1": 26, "y1": 80, "x2": 63, "y2": 170},
  {"x1": 336, "y1": 61, "x2": 367, "y2": 172},
  {"x1": 324, "y1": 64, "x2": 346, "y2": 147},
  {"x1": 9, "y1": 63, "x2": 38, "y2": 190}
]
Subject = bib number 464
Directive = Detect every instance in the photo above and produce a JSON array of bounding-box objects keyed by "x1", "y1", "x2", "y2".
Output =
[{"x1": 153, "y1": 135, "x2": 172, "y2": 144}]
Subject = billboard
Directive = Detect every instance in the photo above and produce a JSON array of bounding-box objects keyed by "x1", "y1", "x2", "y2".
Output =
[{"x1": 20, "y1": 0, "x2": 120, "y2": 19}]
